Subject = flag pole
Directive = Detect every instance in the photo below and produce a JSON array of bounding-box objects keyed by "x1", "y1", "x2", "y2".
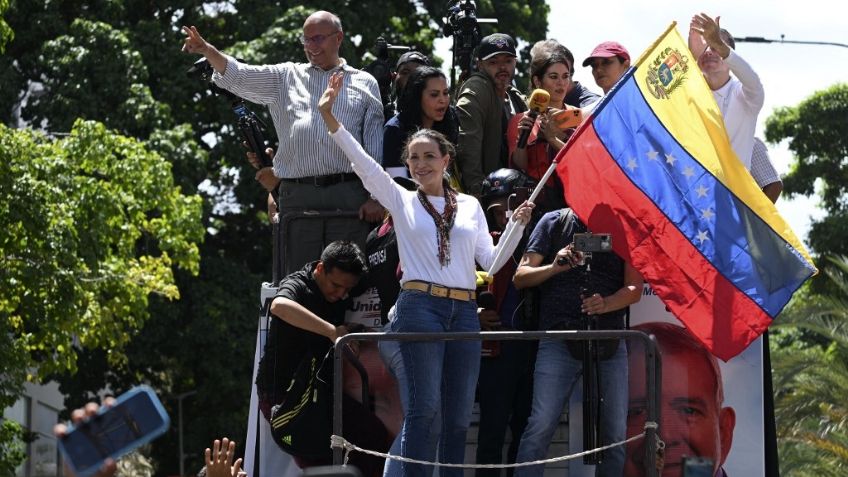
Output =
[{"x1": 486, "y1": 162, "x2": 558, "y2": 276}]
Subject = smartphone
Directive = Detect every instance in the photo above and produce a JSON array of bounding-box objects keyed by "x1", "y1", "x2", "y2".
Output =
[
  {"x1": 550, "y1": 107, "x2": 583, "y2": 130},
  {"x1": 58, "y1": 386, "x2": 170, "y2": 477},
  {"x1": 682, "y1": 456, "x2": 714, "y2": 477}
]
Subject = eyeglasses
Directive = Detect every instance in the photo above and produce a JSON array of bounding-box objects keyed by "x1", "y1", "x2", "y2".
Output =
[{"x1": 300, "y1": 31, "x2": 339, "y2": 46}]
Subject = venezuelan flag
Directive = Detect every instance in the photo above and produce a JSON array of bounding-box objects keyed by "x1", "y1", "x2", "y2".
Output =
[{"x1": 557, "y1": 23, "x2": 817, "y2": 361}]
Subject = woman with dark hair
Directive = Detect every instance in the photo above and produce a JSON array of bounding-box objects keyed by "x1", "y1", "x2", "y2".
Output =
[
  {"x1": 319, "y1": 71, "x2": 533, "y2": 477},
  {"x1": 382, "y1": 66, "x2": 458, "y2": 178},
  {"x1": 506, "y1": 51, "x2": 576, "y2": 212}
]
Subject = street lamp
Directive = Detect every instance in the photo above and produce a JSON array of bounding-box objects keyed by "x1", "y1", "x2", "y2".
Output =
[
  {"x1": 734, "y1": 34, "x2": 848, "y2": 49},
  {"x1": 175, "y1": 390, "x2": 197, "y2": 477}
]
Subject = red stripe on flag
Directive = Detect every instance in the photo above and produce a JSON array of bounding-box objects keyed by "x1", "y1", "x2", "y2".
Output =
[{"x1": 557, "y1": 125, "x2": 771, "y2": 361}]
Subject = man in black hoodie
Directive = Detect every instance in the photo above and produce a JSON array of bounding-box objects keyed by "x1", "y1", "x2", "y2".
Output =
[{"x1": 256, "y1": 240, "x2": 389, "y2": 476}]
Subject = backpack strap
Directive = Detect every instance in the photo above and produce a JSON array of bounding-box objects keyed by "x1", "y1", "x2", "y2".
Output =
[{"x1": 545, "y1": 208, "x2": 577, "y2": 264}]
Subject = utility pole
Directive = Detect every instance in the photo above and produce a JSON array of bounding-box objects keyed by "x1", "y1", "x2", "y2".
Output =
[{"x1": 176, "y1": 390, "x2": 197, "y2": 477}]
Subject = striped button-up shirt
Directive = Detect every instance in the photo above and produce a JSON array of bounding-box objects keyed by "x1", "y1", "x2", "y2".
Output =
[
  {"x1": 750, "y1": 137, "x2": 781, "y2": 188},
  {"x1": 213, "y1": 56, "x2": 384, "y2": 178}
]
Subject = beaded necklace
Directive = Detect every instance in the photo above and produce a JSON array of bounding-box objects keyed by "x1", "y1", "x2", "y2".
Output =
[{"x1": 416, "y1": 182, "x2": 458, "y2": 267}]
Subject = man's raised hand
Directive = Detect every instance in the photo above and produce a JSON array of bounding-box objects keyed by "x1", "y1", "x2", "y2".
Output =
[{"x1": 181, "y1": 26, "x2": 208, "y2": 55}]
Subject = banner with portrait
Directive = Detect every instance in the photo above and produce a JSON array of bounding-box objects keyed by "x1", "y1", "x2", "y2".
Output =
[{"x1": 567, "y1": 283, "x2": 765, "y2": 477}]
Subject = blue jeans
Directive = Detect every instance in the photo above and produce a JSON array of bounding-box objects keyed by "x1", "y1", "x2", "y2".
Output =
[
  {"x1": 514, "y1": 339, "x2": 628, "y2": 477},
  {"x1": 390, "y1": 289, "x2": 481, "y2": 477},
  {"x1": 378, "y1": 319, "x2": 440, "y2": 477}
]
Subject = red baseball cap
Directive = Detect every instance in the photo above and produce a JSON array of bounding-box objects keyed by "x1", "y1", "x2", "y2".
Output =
[{"x1": 582, "y1": 41, "x2": 630, "y2": 67}]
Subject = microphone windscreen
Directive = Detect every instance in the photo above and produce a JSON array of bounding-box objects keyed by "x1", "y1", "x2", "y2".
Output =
[{"x1": 527, "y1": 89, "x2": 551, "y2": 113}]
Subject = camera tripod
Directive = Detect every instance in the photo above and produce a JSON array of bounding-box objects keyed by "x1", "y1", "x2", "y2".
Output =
[{"x1": 579, "y1": 251, "x2": 604, "y2": 465}]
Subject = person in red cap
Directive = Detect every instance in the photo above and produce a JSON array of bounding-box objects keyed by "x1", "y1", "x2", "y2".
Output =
[{"x1": 583, "y1": 41, "x2": 631, "y2": 94}]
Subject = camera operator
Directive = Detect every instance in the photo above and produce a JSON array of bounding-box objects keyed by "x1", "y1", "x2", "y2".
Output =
[
  {"x1": 394, "y1": 51, "x2": 429, "y2": 92},
  {"x1": 385, "y1": 51, "x2": 430, "y2": 120},
  {"x1": 511, "y1": 208, "x2": 643, "y2": 477},
  {"x1": 181, "y1": 11, "x2": 384, "y2": 270}
]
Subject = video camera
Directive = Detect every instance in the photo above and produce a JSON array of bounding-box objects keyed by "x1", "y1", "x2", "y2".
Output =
[
  {"x1": 557, "y1": 233, "x2": 612, "y2": 266},
  {"x1": 362, "y1": 37, "x2": 414, "y2": 118},
  {"x1": 573, "y1": 233, "x2": 612, "y2": 254},
  {"x1": 442, "y1": 0, "x2": 497, "y2": 89},
  {"x1": 186, "y1": 58, "x2": 273, "y2": 168}
]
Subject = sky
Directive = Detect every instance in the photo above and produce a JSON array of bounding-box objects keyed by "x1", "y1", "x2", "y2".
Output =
[{"x1": 436, "y1": 0, "x2": 847, "y2": 250}]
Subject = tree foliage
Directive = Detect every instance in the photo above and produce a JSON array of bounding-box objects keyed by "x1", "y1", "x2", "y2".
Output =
[
  {"x1": 0, "y1": 420, "x2": 28, "y2": 476},
  {"x1": 772, "y1": 256, "x2": 848, "y2": 475},
  {"x1": 0, "y1": 0, "x2": 548, "y2": 473},
  {"x1": 0, "y1": 0, "x2": 11, "y2": 53},
  {"x1": 0, "y1": 120, "x2": 203, "y2": 470},
  {"x1": 0, "y1": 120, "x2": 203, "y2": 381},
  {"x1": 765, "y1": 83, "x2": 848, "y2": 259}
]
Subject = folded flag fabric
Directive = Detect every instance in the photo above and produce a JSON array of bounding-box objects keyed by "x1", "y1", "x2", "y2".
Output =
[{"x1": 556, "y1": 23, "x2": 817, "y2": 361}]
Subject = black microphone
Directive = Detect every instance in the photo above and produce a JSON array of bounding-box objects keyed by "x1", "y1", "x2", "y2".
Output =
[
  {"x1": 477, "y1": 290, "x2": 496, "y2": 310},
  {"x1": 517, "y1": 89, "x2": 551, "y2": 149}
]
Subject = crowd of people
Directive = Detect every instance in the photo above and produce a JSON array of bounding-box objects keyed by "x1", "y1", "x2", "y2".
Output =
[{"x1": 172, "y1": 8, "x2": 783, "y2": 477}]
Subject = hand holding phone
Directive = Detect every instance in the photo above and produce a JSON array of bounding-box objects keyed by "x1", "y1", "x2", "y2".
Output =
[
  {"x1": 57, "y1": 386, "x2": 170, "y2": 477},
  {"x1": 550, "y1": 107, "x2": 583, "y2": 130}
]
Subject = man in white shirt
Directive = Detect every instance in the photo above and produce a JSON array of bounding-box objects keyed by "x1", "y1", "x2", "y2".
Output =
[
  {"x1": 182, "y1": 11, "x2": 384, "y2": 272},
  {"x1": 689, "y1": 14, "x2": 765, "y2": 171}
]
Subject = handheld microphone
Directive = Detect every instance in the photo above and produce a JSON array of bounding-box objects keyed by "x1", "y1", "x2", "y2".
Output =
[
  {"x1": 517, "y1": 89, "x2": 551, "y2": 149},
  {"x1": 477, "y1": 291, "x2": 496, "y2": 310}
]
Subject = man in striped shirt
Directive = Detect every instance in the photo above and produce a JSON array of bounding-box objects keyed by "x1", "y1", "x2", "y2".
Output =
[{"x1": 182, "y1": 11, "x2": 384, "y2": 272}]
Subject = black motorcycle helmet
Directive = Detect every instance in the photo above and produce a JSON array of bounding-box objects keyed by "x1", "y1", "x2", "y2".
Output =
[{"x1": 480, "y1": 168, "x2": 537, "y2": 207}]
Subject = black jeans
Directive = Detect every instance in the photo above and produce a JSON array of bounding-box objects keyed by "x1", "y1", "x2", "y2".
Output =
[{"x1": 475, "y1": 339, "x2": 538, "y2": 477}]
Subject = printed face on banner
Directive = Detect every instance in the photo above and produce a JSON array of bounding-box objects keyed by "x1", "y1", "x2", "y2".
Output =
[
  {"x1": 622, "y1": 285, "x2": 760, "y2": 477},
  {"x1": 342, "y1": 289, "x2": 404, "y2": 437},
  {"x1": 626, "y1": 322, "x2": 736, "y2": 476}
]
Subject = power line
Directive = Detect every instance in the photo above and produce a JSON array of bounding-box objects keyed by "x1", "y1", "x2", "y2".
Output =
[{"x1": 734, "y1": 35, "x2": 848, "y2": 49}]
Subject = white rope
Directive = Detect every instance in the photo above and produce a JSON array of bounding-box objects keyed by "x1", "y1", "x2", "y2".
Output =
[{"x1": 330, "y1": 421, "x2": 660, "y2": 469}]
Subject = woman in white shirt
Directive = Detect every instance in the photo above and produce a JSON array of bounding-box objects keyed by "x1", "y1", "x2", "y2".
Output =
[{"x1": 319, "y1": 72, "x2": 533, "y2": 477}]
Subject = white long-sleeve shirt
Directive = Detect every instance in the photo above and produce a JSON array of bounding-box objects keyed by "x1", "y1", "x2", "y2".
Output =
[
  {"x1": 331, "y1": 126, "x2": 509, "y2": 290},
  {"x1": 712, "y1": 50, "x2": 765, "y2": 170}
]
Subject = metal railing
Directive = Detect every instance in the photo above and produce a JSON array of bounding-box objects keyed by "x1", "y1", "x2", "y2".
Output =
[{"x1": 332, "y1": 329, "x2": 662, "y2": 477}]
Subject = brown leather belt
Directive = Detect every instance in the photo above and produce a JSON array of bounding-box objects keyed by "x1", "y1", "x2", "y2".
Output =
[
  {"x1": 279, "y1": 172, "x2": 359, "y2": 187},
  {"x1": 402, "y1": 280, "x2": 476, "y2": 301}
]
